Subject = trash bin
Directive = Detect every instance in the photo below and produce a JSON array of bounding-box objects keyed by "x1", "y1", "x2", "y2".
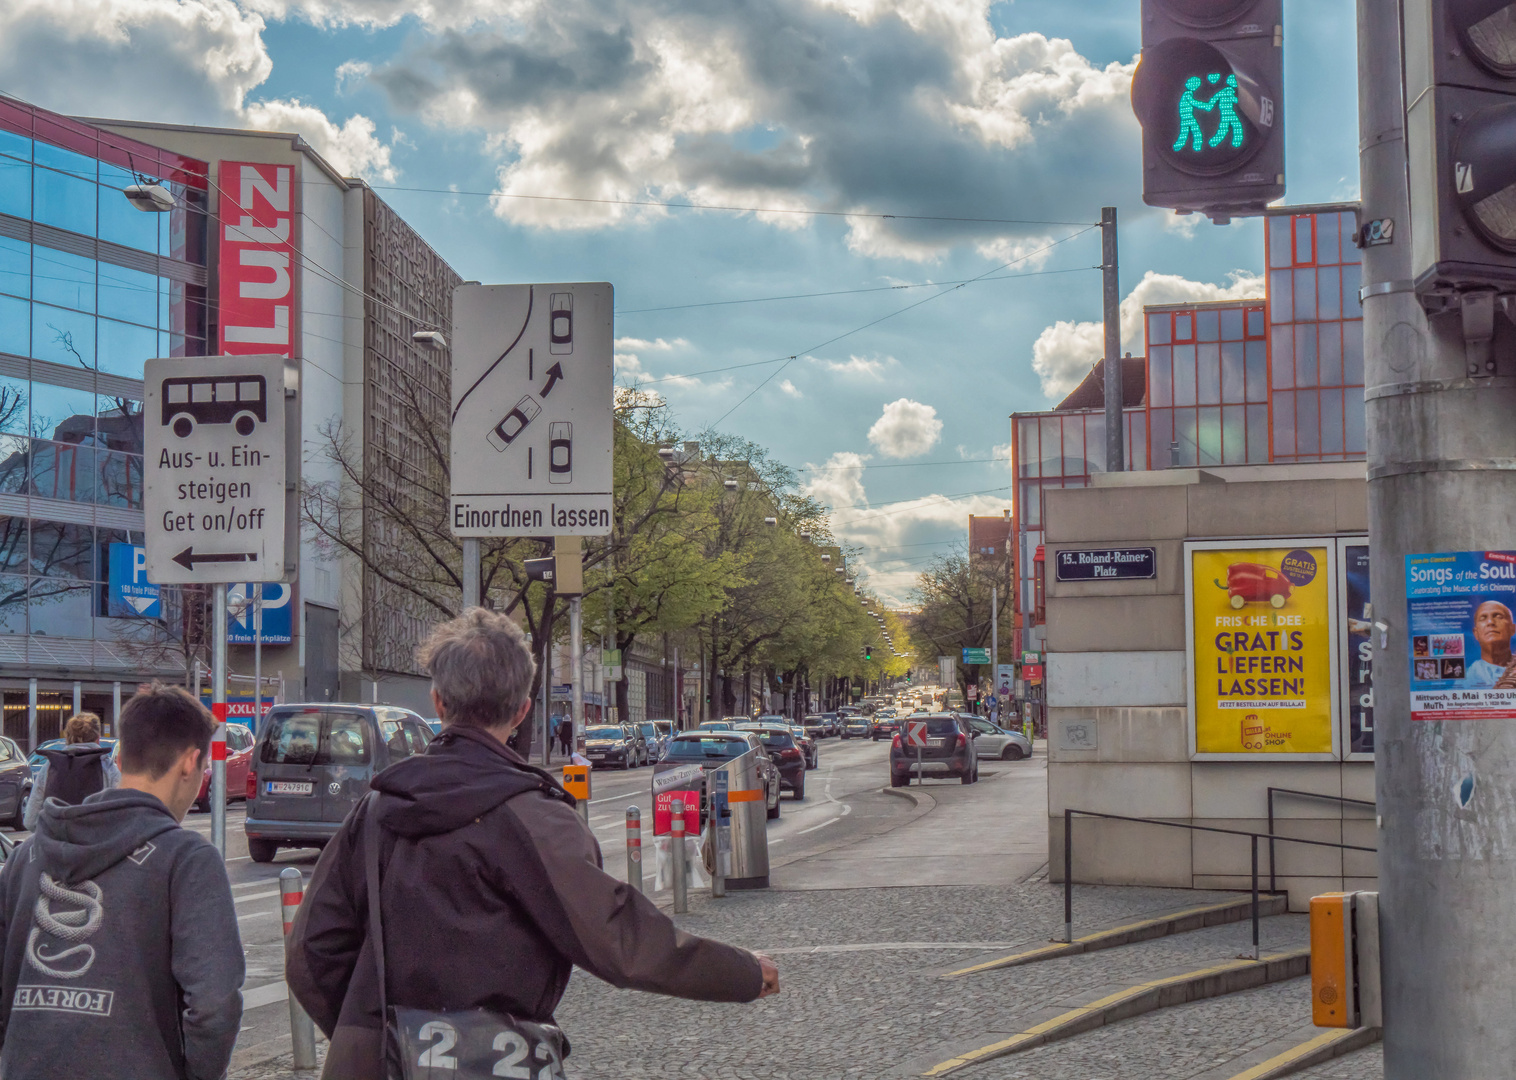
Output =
[{"x1": 708, "y1": 748, "x2": 769, "y2": 890}]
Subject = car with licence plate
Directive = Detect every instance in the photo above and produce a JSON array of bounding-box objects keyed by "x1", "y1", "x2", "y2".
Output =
[
  {"x1": 735, "y1": 723, "x2": 807, "y2": 800},
  {"x1": 964, "y1": 715, "x2": 1032, "y2": 760},
  {"x1": 802, "y1": 715, "x2": 828, "y2": 740},
  {"x1": 841, "y1": 715, "x2": 870, "y2": 739},
  {"x1": 654, "y1": 731, "x2": 782, "y2": 820},
  {"x1": 583, "y1": 724, "x2": 638, "y2": 768},
  {"x1": 636, "y1": 720, "x2": 665, "y2": 763},
  {"x1": 889, "y1": 712, "x2": 979, "y2": 787},
  {"x1": 244, "y1": 704, "x2": 434, "y2": 862}
]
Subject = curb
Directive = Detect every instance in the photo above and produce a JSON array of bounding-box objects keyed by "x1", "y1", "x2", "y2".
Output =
[
  {"x1": 941, "y1": 894, "x2": 1291, "y2": 978},
  {"x1": 1192, "y1": 1025, "x2": 1380, "y2": 1080},
  {"x1": 917, "y1": 948, "x2": 1311, "y2": 1077}
]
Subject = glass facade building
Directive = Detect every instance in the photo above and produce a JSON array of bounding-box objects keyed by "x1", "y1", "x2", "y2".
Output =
[
  {"x1": 0, "y1": 97, "x2": 209, "y2": 732},
  {"x1": 1012, "y1": 207, "x2": 1365, "y2": 650}
]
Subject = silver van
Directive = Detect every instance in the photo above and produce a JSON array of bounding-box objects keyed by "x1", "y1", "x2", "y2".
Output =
[{"x1": 244, "y1": 704, "x2": 433, "y2": 863}]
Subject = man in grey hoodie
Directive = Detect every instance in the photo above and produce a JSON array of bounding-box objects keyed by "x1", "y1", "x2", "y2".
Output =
[{"x1": 0, "y1": 683, "x2": 245, "y2": 1080}]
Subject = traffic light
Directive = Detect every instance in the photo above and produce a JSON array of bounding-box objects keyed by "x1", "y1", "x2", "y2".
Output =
[
  {"x1": 1405, "y1": 0, "x2": 1516, "y2": 311},
  {"x1": 1131, "y1": 0, "x2": 1284, "y2": 216},
  {"x1": 864, "y1": 645, "x2": 872, "y2": 661}
]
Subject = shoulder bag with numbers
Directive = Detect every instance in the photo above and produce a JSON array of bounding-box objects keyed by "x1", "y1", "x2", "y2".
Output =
[{"x1": 363, "y1": 792, "x2": 568, "y2": 1079}]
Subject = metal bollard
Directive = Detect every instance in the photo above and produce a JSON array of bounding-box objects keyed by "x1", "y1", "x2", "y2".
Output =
[
  {"x1": 671, "y1": 798, "x2": 688, "y2": 914},
  {"x1": 625, "y1": 807, "x2": 643, "y2": 894},
  {"x1": 279, "y1": 867, "x2": 319, "y2": 1069}
]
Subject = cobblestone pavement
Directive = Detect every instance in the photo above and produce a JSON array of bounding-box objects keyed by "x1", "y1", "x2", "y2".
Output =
[
  {"x1": 1295, "y1": 1045, "x2": 1384, "y2": 1079},
  {"x1": 232, "y1": 880, "x2": 1325, "y2": 1080}
]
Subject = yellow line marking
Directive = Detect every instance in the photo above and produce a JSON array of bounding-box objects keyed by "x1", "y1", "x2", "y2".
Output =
[
  {"x1": 942, "y1": 899, "x2": 1273, "y2": 978},
  {"x1": 921, "y1": 951, "x2": 1306, "y2": 1077},
  {"x1": 1224, "y1": 1028, "x2": 1364, "y2": 1080}
]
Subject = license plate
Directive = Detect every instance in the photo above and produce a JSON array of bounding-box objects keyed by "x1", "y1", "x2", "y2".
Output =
[
  {"x1": 927, "y1": 738, "x2": 947, "y2": 748},
  {"x1": 265, "y1": 780, "x2": 313, "y2": 796},
  {"x1": 588, "y1": 753, "x2": 605, "y2": 759}
]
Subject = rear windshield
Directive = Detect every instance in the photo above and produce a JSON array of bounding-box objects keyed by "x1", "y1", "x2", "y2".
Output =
[
  {"x1": 665, "y1": 737, "x2": 747, "y2": 760},
  {"x1": 586, "y1": 726, "x2": 623, "y2": 740},
  {"x1": 260, "y1": 711, "x2": 370, "y2": 766},
  {"x1": 924, "y1": 717, "x2": 961, "y2": 736},
  {"x1": 739, "y1": 728, "x2": 794, "y2": 749}
]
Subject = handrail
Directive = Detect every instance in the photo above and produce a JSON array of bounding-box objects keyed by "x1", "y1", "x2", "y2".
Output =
[
  {"x1": 1265, "y1": 787, "x2": 1376, "y2": 894},
  {"x1": 1063, "y1": 808, "x2": 1378, "y2": 959}
]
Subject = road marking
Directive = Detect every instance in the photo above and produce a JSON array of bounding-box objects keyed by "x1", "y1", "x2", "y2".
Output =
[
  {"x1": 797, "y1": 817, "x2": 840, "y2": 835},
  {"x1": 233, "y1": 878, "x2": 280, "y2": 891},
  {"x1": 237, "y1": 911, "x2": 274, "y2": 923},
  {"x1": 769, "y1": 941, "x2": 1022, "y2": 956},
  {"x1": 242, "y1": 980, "x2": 288, "y2": 1010},
  {"x1": 235, "y1": 889, "x2": 281, "y2": 905}
]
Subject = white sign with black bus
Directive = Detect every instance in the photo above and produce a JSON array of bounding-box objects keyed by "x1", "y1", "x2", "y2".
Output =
[
  {"x1": 450, "y1": 283, "x2": 613, "y2": 536},
  {"x1": 143, "y1": 354, "x2": 289, "y2": 584}
]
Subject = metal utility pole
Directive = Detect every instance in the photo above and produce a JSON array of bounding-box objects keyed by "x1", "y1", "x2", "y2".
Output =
[
  {"x1": 253, "y1": 584, "x2": 263, "y2": 737},
  {"x1": 211, "y1": 583, "x2": 228, "y2": 857},
  {"x1": 991, "y1": 585, "x2": 998, "y2": 719},
  {"x1": 570, "y1": 597, "x2": 585, "y2": 751},
  {"x1": 1101, "y1": 206, "x2": 1124, "y2": 472},
  {"x1": 461, "y1": 538, "x2": 480, "y2": 609},
  {"x1": 1360, "y1": 2, "x2": 1516, "y2": 1074}
]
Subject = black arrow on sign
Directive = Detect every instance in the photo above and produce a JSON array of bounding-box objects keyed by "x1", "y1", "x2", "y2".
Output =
[
  {"x1": 173, "y1": 548, "x2": 256, "y2": 572},
  {"x1": 539, "y1": 362, "x2": 564, "y2": 398}
]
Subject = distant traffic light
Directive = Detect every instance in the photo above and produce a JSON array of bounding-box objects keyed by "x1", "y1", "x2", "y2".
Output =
[
  {"x1": 864, "y1": 645, "x2": 872, "y2": 661},
  {"x1": 1131, "y1": 0, "x2": 1284, "y2": 216},
  {"x1": 1406, "y1": 0, "x2": 1516, "y2": 313}
]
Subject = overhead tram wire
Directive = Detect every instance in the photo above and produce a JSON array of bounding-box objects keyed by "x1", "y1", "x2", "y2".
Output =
[{"x1": 704, "y1": 225, "x2": 1099, "y2": 429}]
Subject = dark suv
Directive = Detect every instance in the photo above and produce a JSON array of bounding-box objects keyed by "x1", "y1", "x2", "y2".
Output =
[{"x1": 889, "y1": 713, "x2": 979, "y2": 787}]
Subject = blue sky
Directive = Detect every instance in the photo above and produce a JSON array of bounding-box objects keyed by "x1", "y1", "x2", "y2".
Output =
[{"x1": 0, "y1": 0, "x2": 1360, "y2": 601}]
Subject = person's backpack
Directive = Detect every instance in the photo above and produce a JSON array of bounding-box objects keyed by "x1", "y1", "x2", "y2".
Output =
[{"x1": 38, "y1": 744, "x2": 112, "y2": 806}]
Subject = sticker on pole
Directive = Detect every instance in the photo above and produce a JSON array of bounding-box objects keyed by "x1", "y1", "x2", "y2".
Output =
[
  {"x1": 143, "y1": 355, "x2": 288, "y2": 584},
  {"x1": 1406, "y1": 551, "x2": 1516, "y2": 721},
  {"x1": 905, "y1": 720, "x2": 928, "y2": 749},
  {"x1": 450, "y1": 283, "x2": 613, "y2": 536}
]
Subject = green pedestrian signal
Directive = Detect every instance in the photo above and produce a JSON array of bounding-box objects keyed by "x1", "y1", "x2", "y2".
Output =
[{"x1": 1173, "y1": 73, "x2": 1245, "y2": 153}]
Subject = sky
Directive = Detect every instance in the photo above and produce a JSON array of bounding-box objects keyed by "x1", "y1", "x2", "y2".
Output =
[{"x1": 0, "y1": 0, "x2": 1361, "y2": 604}]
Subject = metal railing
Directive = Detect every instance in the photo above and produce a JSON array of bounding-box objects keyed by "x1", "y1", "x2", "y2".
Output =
[
  {"x1": 1063, "y1": 808, "x2": 1378, "y2": 959},
  {"x1": 1265, "y1": 787, "x2": 1376, "y2": 894}
]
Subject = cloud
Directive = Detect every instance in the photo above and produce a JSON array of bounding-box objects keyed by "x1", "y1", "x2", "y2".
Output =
[
  {"x1": 242, "y1": 98, "x2": 401, "y2": 181},
  {"x1": 335, "y1": 59, "x2": 372, "y2": 94},
  {"x1": 832, "y1": 490, "x2": 1013, "y2": 604},
  {"x1": 1030, "y1": 268, "x2": 1267, "y2": 400},
  {"x1": 820, "y1": 354, "x2": 892, "y2": 379},
  {"x1": 335, "y1": 0, "x2": 1141, "y2": 257},
  {"x1": 778, "y1": 378, "x2": 802, "y2": 398},
  {"x1": 868, "y1": 398, "x2": 942, "y2": 458},
  {"x1": 614, "y1": 336, "x2": 687, "y2": 352},
  {"x1": 802, "y1": 451, "x2": 869, "y2": 511}
]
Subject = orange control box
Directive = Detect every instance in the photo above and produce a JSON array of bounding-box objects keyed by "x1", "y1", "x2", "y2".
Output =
[
  {"x1": 1310, "y1": 892, "x2": 1353, "y2": 1027},
  {"x1": 561, "y1": 765, "x2": 590, "y2": 804}
]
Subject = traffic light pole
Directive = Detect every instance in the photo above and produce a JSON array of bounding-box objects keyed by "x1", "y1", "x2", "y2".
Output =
[
  {"x1": 1360, "y1": 1, "x2": 1516, "y2": 1073},
  {"x1": 1101, "y1": 206, "x2": 1124, "y2": 472}
]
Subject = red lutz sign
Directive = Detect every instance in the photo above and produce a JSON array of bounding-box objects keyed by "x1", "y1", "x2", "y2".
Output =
[{"x1": 218, "y1": 161, "x2": 296, "y2": 356}]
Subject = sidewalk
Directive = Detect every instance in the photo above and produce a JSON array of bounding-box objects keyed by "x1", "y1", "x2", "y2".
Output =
[{"x1": 231, "y1": 874, "x2": 1381, "y2": 1080}]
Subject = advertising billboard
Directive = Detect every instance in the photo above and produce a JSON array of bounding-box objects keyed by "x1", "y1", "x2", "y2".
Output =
[
  {"x1": 1187, "y1": 541, "x2": 1338, "y2": 758},
  {"x1": 1406, "y1": 550, "x2": 1516, "y2": 721},
  {"x1": 1342, "y1": 543, "x2": 1374, "y2": 756},
  {"x1": 219, "y1": 162, "x2": 297, "y2": 357}
]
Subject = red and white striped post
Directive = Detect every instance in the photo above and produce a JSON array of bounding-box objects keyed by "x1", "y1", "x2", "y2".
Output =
[
  {"x1": 625, "y1": 807, "x2": 642, "y2": 894},
  {"x1": 210, "y1": 584, "x2": 228, "y2": 856},
  {"x1": 278, "y1": 867, "x2": 318, "y2": 1068}
]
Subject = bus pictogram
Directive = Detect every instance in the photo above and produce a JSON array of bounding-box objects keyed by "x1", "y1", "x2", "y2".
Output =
[{"x1": 162, "y1": 375, "x2": 267, "y2": 438}]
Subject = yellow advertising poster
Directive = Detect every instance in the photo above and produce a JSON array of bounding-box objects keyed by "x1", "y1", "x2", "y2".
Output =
[{"x1": 1191, "y1": 545, "x2": 1334, "y2": 755}]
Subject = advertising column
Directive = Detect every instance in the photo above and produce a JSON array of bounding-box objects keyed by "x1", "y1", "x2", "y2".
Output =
[{"x1": 1187, "y1": 541, "x2": 1339, "y2": 758}]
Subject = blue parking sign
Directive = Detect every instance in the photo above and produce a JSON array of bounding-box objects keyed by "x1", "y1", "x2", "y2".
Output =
[
  {"x1": 108, "y1": 543, "x2": 160, "y2": 618},
  {"x1": 227, "y1": 582, "x2": 293, "y2": 645}
]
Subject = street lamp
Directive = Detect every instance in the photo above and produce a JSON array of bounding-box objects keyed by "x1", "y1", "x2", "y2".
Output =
[
  {"x1": 412, "y1": 330, "x2": 448, "y2": 348},
  {"x1": 123, "y1": 182, "x2": 175, "y2": 212},
  {"x1": 764, "y1": 517, "x2": 777, "y2": 526},
  {"x1": 657, "y1": 446, "x2": 676, "y2": 461},
  {"x1": 723, "y1": 478, "x2": 738, "y2": 490}
]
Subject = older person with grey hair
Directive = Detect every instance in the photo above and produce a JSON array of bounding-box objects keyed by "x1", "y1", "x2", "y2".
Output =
[{"x1": 289, "y1": 608, "x2": 777, "y2": 1078}]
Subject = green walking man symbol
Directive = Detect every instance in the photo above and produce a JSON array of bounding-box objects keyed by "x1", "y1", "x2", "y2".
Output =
[
  {"x1": 1207, "y1": 73, "x2": 1244, "y2": 149},
  {"x1": 1173, "y1": 75, "x2": 1215, "y2": 153}
]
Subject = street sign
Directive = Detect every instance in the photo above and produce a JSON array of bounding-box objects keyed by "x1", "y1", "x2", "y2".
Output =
[
  {"x1": 108, "y1": 542, "x2": 160, "y2": 618},
  {"x1": 450, "y1": 283, "x2": 614, "y2": 536},
  {"x1": 144, "y1": 355, "x2": 289, "y2": 584},
  {"x1": 1055, "y1": 547, "x2": 1157, "y2": 582},
  {"x1": 962, "y1": 647, "x2": 991, "y2": 664},
  {"x1": 905, "y1": 720, "x2": 928, "y2": 749},
  {"x1": 227, "y1": 582, "x2": 293, "y2": 645},
  {"x1": 1022, "y1": 651, "x2": 1041, "y2": 664}
]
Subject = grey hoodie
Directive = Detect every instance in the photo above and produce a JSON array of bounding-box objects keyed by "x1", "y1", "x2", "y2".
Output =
[{"x1": 0, "y1": 788, "x2": 245, "y2": 1080}]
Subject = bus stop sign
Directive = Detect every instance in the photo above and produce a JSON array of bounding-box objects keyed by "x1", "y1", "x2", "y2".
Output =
[{"x1": 144, "y1": 354, "x2": 291, "y2": 585}]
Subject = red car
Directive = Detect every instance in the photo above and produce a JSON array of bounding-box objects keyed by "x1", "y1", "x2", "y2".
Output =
[{"x1": 196, "y1": 723, "x2": 255, "y2": 811}]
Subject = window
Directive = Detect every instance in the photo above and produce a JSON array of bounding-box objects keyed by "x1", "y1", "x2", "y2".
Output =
[{"x1": 381, "y1": 720, "x2": 413, "y2": 760}]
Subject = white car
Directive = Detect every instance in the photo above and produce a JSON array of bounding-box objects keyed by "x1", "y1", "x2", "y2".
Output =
[{"x1": 964, "y1": 714, "x2": 1032, "y2": 760}]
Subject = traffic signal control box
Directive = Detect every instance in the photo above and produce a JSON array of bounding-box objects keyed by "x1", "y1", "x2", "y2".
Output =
[
  {"x1": 1132, "y1": 0, "x2": 1285, "y2": 215},
  {"x1": 1310, "y1": 890, "x2": 1382, "y2": 1030}
]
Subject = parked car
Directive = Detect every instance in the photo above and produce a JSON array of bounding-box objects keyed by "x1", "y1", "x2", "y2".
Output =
[
  {"x1": 244, "y1": 704, "x2": 434, "y2": 862},
  {"x1": 735, "y1": 723, "x2": 807, "y2": 799},
  {"x1": 788, "y1": 725, "x2": 819, "y2": 770},
  {"x1": 841, "y1": 715, "x2": 870, "y2": 739},
  {"x1": 636, "y1": 721, "x2": 666, "y2": 763},
  {"x1": 654, "y1": 731, "x2": 782, "y2": 820},
  {"x1": 621, "y1": 722, "x2": 650, "y2": 766},
  {"x1": 0, "y1": 737, "x2": 32, "y2": 828},
  {"x1": 195, "y1": 722, "x2": 255, "y2": 812},
  {"x1": 964, "y1": 715, "x2": 1032, "y2": 760},
  {"x1": 889, "y1": 713, "x2": 979, "y2": 787},
  {"x1": 583, "y1": 724, "x2": 638, "y2": 768},
  {"x1": 650, "y1": 719, "x2": 675, "y2": 750}
]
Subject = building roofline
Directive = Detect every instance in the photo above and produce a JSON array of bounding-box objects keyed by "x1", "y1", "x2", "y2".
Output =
[
  {"x1": 1143, "y1": 297, "x2": 1265, "y2": 314},
  {"x1": 75, "y1": 116, "x2": 355, "y2": 189}
]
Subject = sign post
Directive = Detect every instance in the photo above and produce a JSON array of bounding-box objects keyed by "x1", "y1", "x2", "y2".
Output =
[
  {"x1": 144, "y1": 354, "x2": 295, "y2": 856},
  {"x1": 905, "y1": 719, "x2": 928, "y2": 786}
]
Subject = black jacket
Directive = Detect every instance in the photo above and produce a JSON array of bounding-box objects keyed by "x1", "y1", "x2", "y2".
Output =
[{"x1": 287, "y1": 725, "x2": 762, "y2": 1079}]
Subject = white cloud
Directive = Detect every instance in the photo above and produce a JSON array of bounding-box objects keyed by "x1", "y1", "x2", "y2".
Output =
[
  {"x1": 832, "y1": 490, "x2": 1013, "y2": 604},
  {"x1": 990, "y1": 441, "x2": 1014, "y2": 468},
  {"x1": 1029, "y1": 268, "x2": 1267, "y2": 401},
  {"x1": 242, "y1": 98, "x2": 400, "y2": 181},
  {"x1": 778, "y1": 379, "x2": 802, "y2": 399},
  {"x1": 820, "y1": 354, "x2": 892, "y2": 379},
  {"x1": 335, "y1": 59, "x2": 372, "y2": 94},
  {"x1": 614, "y1": 336, "x2": 686, "y2": 352},
  {"x1": 802, "y1": 451, "x2": 869, "y2": 511},
  {"x1": 867, "y1": 398, "x2": 943, "y2": 459}
]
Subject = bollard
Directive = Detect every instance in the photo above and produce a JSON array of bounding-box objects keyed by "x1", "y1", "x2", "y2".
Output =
[
  {"x1": 279, "y1": 867, "x2": 319, "y2": 1069},
  {"x1": 671, "y1": 797, "x2": 688, "y2": 914},
  {"x1": 625, "y1": 806, "x2": 643, "y2": 894}
]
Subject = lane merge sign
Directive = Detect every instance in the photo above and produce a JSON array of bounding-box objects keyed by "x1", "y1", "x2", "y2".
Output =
[
  {"x1": 450, "y1": 282, "x2": 613, "y2": 537},
  {"x1": 905, "y1": 720, "x2": 928, "y2": 749},
  {"x1": 144, "y1": 354, "x2": 292, "y2": 585}
]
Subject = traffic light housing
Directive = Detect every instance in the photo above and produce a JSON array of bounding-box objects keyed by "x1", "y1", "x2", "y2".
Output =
[
  {"x1": 1131, "y1": 0, "x2": 1284, "y2": 216},
  {"x1": 1405, "y1": 0, "x2": 1516, "y2": 304},
  {"x1": 864, "y1": 645, "x2": 872, "y2": 662}
]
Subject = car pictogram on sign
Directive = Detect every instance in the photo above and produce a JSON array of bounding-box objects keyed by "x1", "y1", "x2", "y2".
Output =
[
  {"x1": 548, "y1": 422, "x2": 572, "y2": 484},
  {"x1": 549, "y1": 293, "x2": 573, "y2": 354}
]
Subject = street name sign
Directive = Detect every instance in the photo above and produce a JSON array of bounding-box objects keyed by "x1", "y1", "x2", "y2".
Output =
[
  {"x1": 451, "y1": 283, "x2": 614, "y2": 536},
  {"x1": 1055, "y1": 547, "x2": 1157, "y2": 582},
  {"x1": 144, "y1": 355, "x2": 289, "y2": 584},
  {"x1": 905, "y1": 720, "x2": 928, "y2": 749}
]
